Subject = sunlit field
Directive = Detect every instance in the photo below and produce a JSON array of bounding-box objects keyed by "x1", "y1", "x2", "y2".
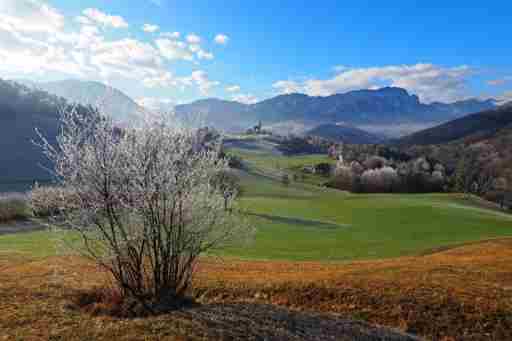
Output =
[{"x1": 3, "y1": 149, "x2": 511, "y2": 262}]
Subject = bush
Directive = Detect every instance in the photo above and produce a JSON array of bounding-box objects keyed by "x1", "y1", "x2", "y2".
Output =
[
  {"x1": 30, "y1": 184, "x2": 76, "y2": 217},
  {"x1": 363, "y1": 156, "x2": 387, "y2": 170},
  {"x1": 360, "y1": 167, "x2": 399, "y2": 193},
  {"x1": 281, "y1": 173, "x2": 290, "y2": 186},
  {"x1": 0, "y1": 193, "x2": 29, "y2": 222},
  {"x1": 330, "y1": 166, "x2": 354, "y2": 191},
  {"x1": 315, "y1": 163, "x2": 333, "y2": 176},
  {"x1": 329, "y1": 155, "x2": 448, "y2": 193},
  {"x1": 211, "y1": 170, "x2": 243, "y2": 209},
  {"x1": 32, "y1": 108, "x2": 253, "y2": 313},
  {"x1": 227, "y1": 155, "x2": 243, "y2": 169}
]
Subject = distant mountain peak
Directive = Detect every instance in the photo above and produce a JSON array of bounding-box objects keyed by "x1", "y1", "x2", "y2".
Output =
[
  {"x1": 16, "y1": 79, "x2": 144, "y2": 124},
  {"x1": 174, "y1": 87, "x2": 496, "y2": 133}
]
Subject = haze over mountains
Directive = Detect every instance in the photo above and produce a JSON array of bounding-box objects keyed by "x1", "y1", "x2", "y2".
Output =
[
  {"x1": 0, "y1": 77, "x2": 506, "y2": 191},
  {"x1": 396, "y1": 103, "x2": 512, "y2": 146},
  {"x1": 19, "y1": 79, "x2": 146, "y2": 125},
  {"x1": 175, "y1": 87, "x2": 496, "y2": 135},
  {"x1": 306, "y1": 124, "x2": 386, "y2": 144},
  {"x1": 11, "y1": 79, "x2": 497, "y2": 137}
]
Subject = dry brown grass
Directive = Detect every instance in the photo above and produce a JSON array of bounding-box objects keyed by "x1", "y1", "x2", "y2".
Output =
[{"x1": 2, "y1": 239, "x2": 512, "y2": 340}]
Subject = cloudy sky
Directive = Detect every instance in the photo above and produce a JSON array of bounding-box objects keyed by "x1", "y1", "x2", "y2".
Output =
[{"x1": 1, "y1": 0, "x2": 511, "y2": 107}]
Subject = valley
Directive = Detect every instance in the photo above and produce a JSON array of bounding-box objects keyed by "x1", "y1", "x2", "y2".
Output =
[{"x1": 1, "y1": 78, "x2": 511, "y2": 341}]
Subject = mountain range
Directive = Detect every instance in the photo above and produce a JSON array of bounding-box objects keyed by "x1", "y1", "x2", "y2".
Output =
[
  {"x1": 12, "y1": 79, "x2": 497, "y2": 137},
  {"x1": 175, "y1": 87, "x2": 496, "y2": 135},
  {"x1": 0, "y1": 77, "x2": 508, "y2": 190}
]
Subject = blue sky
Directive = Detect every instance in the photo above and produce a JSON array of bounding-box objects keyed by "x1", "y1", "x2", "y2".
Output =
[{"x1": 1, "y1": 0, "x2": 511, "y2": 109}]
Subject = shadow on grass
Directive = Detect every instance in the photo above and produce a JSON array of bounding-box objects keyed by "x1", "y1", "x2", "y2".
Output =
[
  {"x1": 173, "y1": 303, "x2": 419, "y2": 341},
  {"x1": 68, "y1": 285, "x2": 418, "y2": 341},
  {"x1": 248, "y1": 212, "x2": 349, "y2": 230}
]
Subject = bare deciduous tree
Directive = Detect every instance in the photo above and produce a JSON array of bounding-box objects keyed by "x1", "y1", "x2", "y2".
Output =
[{"x1": 32, "y1": 107, "x2": 253, "y2": 311}]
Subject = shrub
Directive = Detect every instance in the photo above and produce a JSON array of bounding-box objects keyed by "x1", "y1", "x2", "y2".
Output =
[
  {"x1": 227, "y1": 155, "x2": 243, "y2": 169},
  {"x1": 330, "y1": 166, "x2": 354, "y2": 191},
  {"x1": 315, "y1": 162, "x2": 333, "y2": 176},
  {"x1": 350, "y1": 161, "x2": 365, "y2": 176},
  {"x1": 360, "y1": 167, "x2": 399, "y2": 193},
  {"x1": 211, "y1": 170, "x2": 243, "y2": 209},
  {"x1": 30, "y1": 184, "x2": 77, "y2": 217},
  {"x1": 0, "y1": 193, "x2": 28, "y2": 222},
  {"x1": 281, "y1": 173, "x2": 290, "y2": 186},
  {"x1": 363, "y1": 156, "x2": 387, "y2": 170},
  {"x1": 33, "y1": 108, "x2": 253, "y2": 313}
]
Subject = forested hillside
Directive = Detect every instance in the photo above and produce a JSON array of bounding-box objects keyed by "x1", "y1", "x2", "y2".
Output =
[
  {"x1": 0, "y1": 79, "x2": 89, "y2": 190},
  {"x1": 396, "y1": 105, "x2": 512, "y2": 146}
]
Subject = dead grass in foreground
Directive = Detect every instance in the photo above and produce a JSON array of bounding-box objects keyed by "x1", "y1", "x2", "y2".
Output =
[{"x1": 1, "y1": 240, "x2": 512, "y2": 340}]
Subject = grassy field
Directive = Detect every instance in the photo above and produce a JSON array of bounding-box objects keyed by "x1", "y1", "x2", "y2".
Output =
[
  {"x1": 2, "y1": 147, "x2": 511, "y2": 262},
  {"x1": 227, "y1": 147, "x2": 334, "y2": 185},
  {"x1": 216, "y1": 147, "x2": 512, "y2": 260},
  {"x1": 2, "y1": 142, "x2": 512, "y2": 340},
  {"x1": 221, "y1": 173, "x2": 512, "y2": 261}
]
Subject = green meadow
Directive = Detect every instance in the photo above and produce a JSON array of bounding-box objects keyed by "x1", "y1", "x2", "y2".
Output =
[{"x1": 1, "y1": 145, "x2": 511, "y2": 261}]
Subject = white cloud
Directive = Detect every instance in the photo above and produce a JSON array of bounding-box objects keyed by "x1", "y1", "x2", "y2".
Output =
[
  {"x1": 161, "y1": 31, "x2": 180, "y2": 39},
  {"x1": 82, "y1": 8, "x2": 128, "y2": 29},
  {"x1": 275, "y1": 63, "x2": 474, "y2": 103},
  {"x1": 272, "y1": 80, "x2": 303, "y2": 94},
  {"x1": 155, "y1": 38, "x2": 193, "y2": 61},
  {"x1": 188, "y1": 43, "x2": 214, "y2": 60},
  {"x1": 0, "y1": 0, "x2": 65, "y2": 34},
  {"x1": 232, "y1": 93, "x2": 258, "y2": 104},
  {"x1": 136, "y1": 97, "x2": 175, "y2": 111},
  {"x1": 0, "y1": 0, "x2": 82, "y2": 77},
  {"x1": 197, "y1": 49, "x2": 214, "y2": 60},
  {"x1": 214, "y1": 34, "x2": 229, "y2": 45},
  {"x1": 142, "y1": 23, "x2": 159, "y2": 33},
  {"x1": 149, "y1": 0, "x2": 162, "y2": 6},
  {"x1": 186, "y1": 33, "x2": 201, "y2": 44},
  {"x1": 188, "y1": 44, "x2": 200, "y2": 53},
  {"x1": 142, "y1": 73, "x2": 178, "y2": 88},
  {"x1": 77, "y1": 37, "x2": 175, "y2": 87},
  {"x1": 226, "y1": 85, "x2": 241, "y2": 92},
  {"x1": 0, "y1": 1, "x2": 220, "y2": 96},
  {"x1": 73, "y1": 25, "x2": 103, "y2": 49},
  {"x1": 75, "y1": 15, "x2": 92, "y2": 25},
  {"x1": 182, "y1": 70, "x2": 219, "y2": 95}
]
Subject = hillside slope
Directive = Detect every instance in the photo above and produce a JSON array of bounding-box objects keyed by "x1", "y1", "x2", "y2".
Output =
[
  {"x1": 396, "y1": 104, "x2": 512, "y2": 146},
  {"x1": 0, "y1": 79, "x2": 91, "y2": 190},
  {"x1": 306, "y1": 123, "x2": 385, "y2": 144},
  {"x1": 20, "y1": 79, "x2": 144, "y2": 124}
]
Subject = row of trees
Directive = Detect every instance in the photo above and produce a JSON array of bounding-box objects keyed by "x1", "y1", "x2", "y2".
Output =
[
  {"x1": 402, "y1": 128, "x2": 512, "y2": 209},
  {"x1": 326, "y1": 142, "x2": 511, "y2": 209},
  {"x1": 329, "y1": 156, "x2": 446, "y2": 193},
  {"x1": 454, "y1": 147, "x2": 512, "y2": 208}
]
